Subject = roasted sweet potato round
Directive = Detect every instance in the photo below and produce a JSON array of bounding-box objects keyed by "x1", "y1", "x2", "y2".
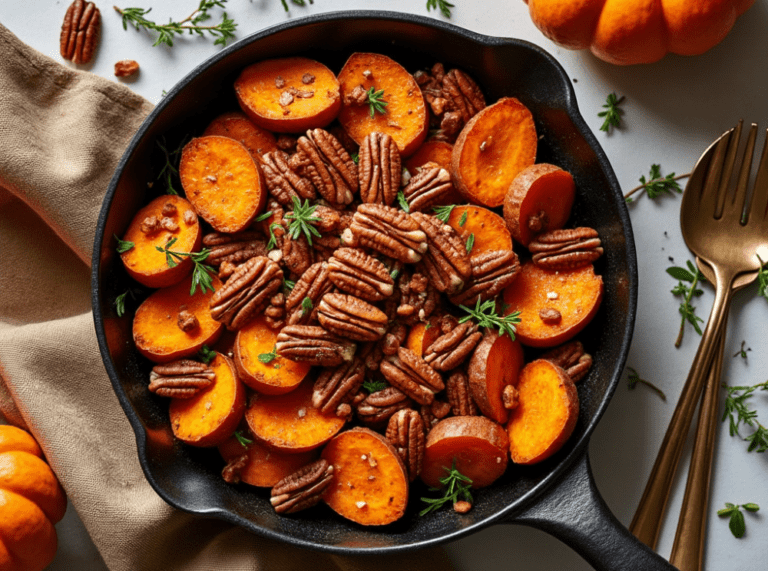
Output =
[
  {"x1": 468, "y1": 330, "x2": 525, "y2": 424},
  {"x1": 446, "y1": 205, "x2": 513, "y2": 255},
  {"x1": 405, "y1": 140, "x2": 453, "y2": 173},
  {"x1": 203, "y1": 111, "x2": 278, "y2": 158},
  {"x1": 218, "y1": 433, "x2": 318, "y2": 487}
]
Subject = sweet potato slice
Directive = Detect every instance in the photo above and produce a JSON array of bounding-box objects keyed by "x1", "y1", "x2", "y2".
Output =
[
  {"x1": 451, "y1": 97, "x2": 537, "y2": 207},
  {"x1": 234, "y1": 315, "x2": 310, "y2": 394},
  {"x1": 501, "y1": 261, "x2": 603, "y2": 348},
  {"x1": 446, "y1": 205, "x2": 513, "y2": 255},
  {"x1": 338, "y1": 52, "x2": 428, "y2": 157},
  {"x1": 120, "y1": 195, "x2": 202, "y2": 288},
  {"x1": 133, "y1": 274, "x2": 224, "y2": 363},
  {"x1": 405, "y1": 140, "x2": 453, "y2": 173},
  {"x1": 404, "y1": 316, "x2": 442, "y2": 357},
  {"x1": 421, "y1": 416, "x2": 509, "y2": 489},
  {"x1": 503, "y1": 163, "x2": 575, "y2": 246},
  {"x1": 507, "y1": 359, "x2": 579, "y2": 464},
  {"x1": 203, "y1": 111, "x2": 278, "y2": 158},
  {"x1": 321, "y1": 427, "x2": 408, "y2": 526},
  {"x1": 218, "y1": 432, "x2": 317, "y2": 487},
  {"x1": 180, "y1": 136, "x2": 266, "y2": 233},
  {"x1": 468, "y1": 330, "x2": 525, "y2": 424},
  {"x1": 234, "y1": 57, "x2": 341, "y2": 133},
  {"x1": 170, "y1": 353, "x2": 246, "y2": 447},
  {"x1": 245, "y1": 379, "x2": 345, "y2": 453}
]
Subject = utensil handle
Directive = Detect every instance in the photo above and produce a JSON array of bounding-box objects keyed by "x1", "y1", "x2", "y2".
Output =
[
  {"x1": 629, "y1": 268, "x2": 735, "y2": 549},
  {"x1": 512, "y1": 453, "x2": 677, "y2": 571}
]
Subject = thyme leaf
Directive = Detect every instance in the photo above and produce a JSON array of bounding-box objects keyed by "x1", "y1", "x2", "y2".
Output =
[
  {"x1": 625, "y1": 164, "x2": 686, "y2": 203},
  {"x1": 432, "y1": 204, "x2": 456, "y2": 223},
  {"x1": 420, "y1": 461, "x2": 472, "y2": 516},
  {"x1": 366, "y1": 87, "x2": 388, "y2": 118},
  {"x1": 717, "y1": 502, "x2": 759, "y2": 538},
  {"x1": 626, "y1": 366, "x2": 666, "y2": 401},
  {"x1": 668, "y1": 260, "x2": 705, "y2": 348},
  {"x1": 197, "y1": 345, "x2": 216, "y2": 364},
  {"x1": 722, "y1": 380, "x2": 768, "y2": 453},
  {"x1": 285, "y1": 196, "x2": 321, "y2": 246},
  {"x1": 458, "y1": 298, "x2": 520, "y2": 340},
  {"x1": 155, "y1": 237, "x2": 216, "y2": 295},
  {"x1": 114, "y1": 234, "x2": 135, "y2": 254},
  {"x1": 426, "y1": 0, "x2": 454, "y2": 18},
  {"x1": 598, "y1": 92, "x2": 624, "y2": 133},
  {"x1": 362, "y1": 379, "x2": 387, "y2": 393}
]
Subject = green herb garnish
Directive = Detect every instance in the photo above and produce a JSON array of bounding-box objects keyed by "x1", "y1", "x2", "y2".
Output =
[
  {"x1": 722, "y1": 380, "x2": 768, "y2": 453},
  {"x1": 156, "y1": 136, "x2": 187, "y2": 195},
  {"x1": 459, "y1": 210, "x2": 468, "y2": 227},
  {"x1": 266, "y1": 223, "x2": 282, "y2": 250},
  {"x1": 397, "y1": 190, "x2": 410, "y2": 213},
  {"x1": 757, "y1": 254, "x2": 768, "y2": 301},
  {"x1": 254, "y1": 211, "x2": 273, "y2": 222},
  {"x1": 114, "y1": 234, "x2": 135, "y2": 254},
  {"x1": 197, "y1": 345, "x2": 216, "y2": 364},
  {"x1": 301, "y1": 296, "x2": 313, "y2": 316},
  {"x1": 258, "y1": 345, "x2": 278, "y2": 364},
  {"x1": 234, "y1": 430, "x2": 253, "y2": 447},
  {"x1": 281, "y1": 0, "x2": 313, "y2": 11},
  {"x1": 598, "y1": 92, "x2": 624, "y2": 133},
  {"x1": 283, "y1": 278, "x2": 296, "y2": 294},
  {"x1": 733, "y1": 341, "x2": 749, "y2": 360},
  {"x1": 285, "y1": 197, "x2": 321, "y2": 246},
  {"x1": 718, "y1": 503, "x2": 760, "y2": 538},
  {"x1": 362, "y1": 379, "x2": 387, "y2": 393},
  {"x1": 668, "y1": 260, "x2": 705, "y2": 348},
  {"x1": 420, "y1": 461, "x2": 472, "y2": 515},
  {"x1": 465, "y1": 233, "x2": 475, "y2": 253},
  {"x1": 433, "y1": 204, "x2": 456, "y2": 223},
  {"x1": 155, "y1": 237, "x2": 216, "y2": 295},
  {"x1": 626, "y1": 366, "x2": 666, "y2": 401},
  {"x1": 366, "y1": 87, "x2": 388, "y2": 118},
  {"x1": 351, "y1": 152, "x2": 359, "y2": 164},
  {"x1": 625, "y1": 164, "x2": 686, "y2": 203},
  {"x1": 114, "y1": 291, "x2": 129, "y2": 317},
  {"x1": 459, "y1": 298, "x2": 520, "y2": 340},
  {"x1": 426, "y1": 0, "x2": 454, "y2": 18}
]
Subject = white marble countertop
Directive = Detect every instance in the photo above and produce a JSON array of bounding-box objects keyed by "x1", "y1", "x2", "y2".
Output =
[{"x1": 2, "y1": 1, "x2": 767, "y2": 569}]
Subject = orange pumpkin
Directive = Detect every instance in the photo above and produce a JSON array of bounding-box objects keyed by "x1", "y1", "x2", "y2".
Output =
[
  {"x1": 524, "y1": 0, "x2": 755, "y2": 65},
  {"x1": 0, "y1": 425, "x2": 66, "y2": 571}
]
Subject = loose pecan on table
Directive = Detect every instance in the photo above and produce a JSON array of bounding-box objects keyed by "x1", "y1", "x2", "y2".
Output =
[
  {"x1": 358, "y1": 132, "x2": 401, "y2": 206},
  {"x1": 356, "y1": 386, "x2": 413, "y2": 429},
  {"x1": 203, "y1": 231, "x2": 268, "y2": 267},
  {"x1": 270, "y1": 459, "x2": 334, "y2": 514},
  {"x1": 380, "y1": 346, "x2": 445, "y2": 405},
  {"x1": 114, "y1": 59, "x2": 140, "y2": 77},
  {"x1": 344, "y1": 204, "x2": 428, "y2": 264},
  {"x1": 285, "y1": 261, "x2": 334, "y2": 325},
  {"x1": 423, "y1": 321, "x2": 482, "y2": 372},
  {"x1": 327, "y1": 248, "x2": 394, "y2": 302},
  {"x1": 290, "y1": 129, "x2": 357, "y2": 207},
  {"x1": 445, "y1": 370, "x2": 479, "y2": 416},
  {"x1": 317, "y1": 293, "x2": 388, "y2": 342},
  {"x1": 449, "y1": 249, "x2": 521, "y2": 306},
  {"x1": 60, "y1": 0, "x2": 100, "y2": 65},
  {"x1": 386, "y1": 409, "x2": 425, "y2": 482},
  {"x1": 275, "y1": 325, "x2": 356, "y2": 367},
  {"x1": 260, "y1": 151, "x2": 316, "y2": 206},
  {"x1": 312, "y1": 356, "x2": 366, "y2": 417},
  {"x1": 529, "y1": 227, "x2": 603, "y2": 270},
  {"x1": 411, "y1": 212, "x2": 471, "y2": 296},
  {"x1": 148, "y1": 360, "x2": 215, "y2": 399},
  {"x1": 401, "y1": 164, "x2": 455, "y2": 213},
  {"x1": 541, "y1": 340, "x2": 593, "y2": 382}
]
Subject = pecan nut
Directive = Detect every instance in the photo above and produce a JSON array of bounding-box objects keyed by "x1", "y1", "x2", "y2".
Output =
[
  {"x1": 345, "y1": 204, "x2": 428, "y2": 264},
  {"x1": 327, "y1": 248, "x2": 394, "y2": 302},
  {"x1": 285, "y1": 262, "x2": 334, "y2": 325},
  {"x1": 445, "y1": 370, "x2": 479, "y2": 416},
  {"x1": 503, "y1": 385, "x2": 520, "y2": 410},
  {"x1": 60, "y1": 0, "x2": 100, "y2": 64},
  {"x1": 540, "y1": 340, "x2": 593, "y2": 383},
  {"x1": 317, "y1": 293, "x2": 388, "y2": 342},
  {"x1": 270, "y1": 459, "x2": 334, "y2": 514},
  {"x1": 529, "y1": 227, "x2": 603, "y2": 270},
  {"x1": 380, "y1": 347, "x2": 444, "y2": 405},
  {"x1": 260, "y1": 151, "x2": 316, "y2": 205},
  {"x1": 385, "y1": 409, "x2": 425, "y2": 482},
  {"x1": 148, "y1": 360, "x2": 215, "y2": 399},
  {"x1": 209, "y1": 257, "x2": 283, "y2": 330},
  {"x1": 420, "y1": 399, "x2": 452, "y2": 432},
  {"x1": 290, "y1": 129, "x2": 357, "y2": 207},
  {"x1": 449, "y1": 249, "x2": 521, "y2": 306},
  {"x1": 312, "y1": 357, "x2": 366, "y2": 416},
  {"x1": 402, "y1": 164, "x2": 456, "y2": 213},
  {"x1": 264, "y1": 293, "x2": 286, "y2": 330},
  {"x1": 396, "y1": 269, "x2": 439, "y2": 326},
  {"x1": 358, "y1": 132, "x2": 401, "y2": 206},
  {"x1": 411, "y1": 212, "x2": 471, "y2": 295},
  {"x1": 114, "y1": 59, "x2": 140, "y2": 77},
  {"x1": 222, "y1": 454, "x2": 249, "y2": 484},
  {"x1": 442, "y1": 69, "x2": 486, "y2": 126},
  {"x1": 423, "y1": 322, "x2": 482, "y2": 372},
  {"x1": 275, "y1": 325, "x2": 356, "y2": 367},
  {"x1": 203, "y1": 231, "x2": 268, "y2": 267},
  {"x1": 356, "y1": 386, "x2": 413, "y2": 429}
]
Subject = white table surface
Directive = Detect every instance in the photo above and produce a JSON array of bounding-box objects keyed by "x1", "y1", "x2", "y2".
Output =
[{"x1": 2, "y1": 1, "x2": 767, "y2": 569}]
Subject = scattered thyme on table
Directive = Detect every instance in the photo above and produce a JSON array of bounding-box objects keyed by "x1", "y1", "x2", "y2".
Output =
[
  {"x1": 156, "y1": 136, "x2": 188, "y2": 195},
  {"x1": 598, "y1": 92, "x2": 624, "y2": 133},
  {"x1": 426, "y1": 0, "x2": 454, "y2": 18},
  {"x1": 626, "y1": 366, "x2": 666, "y2": 401},
  {"x1": 624, "y1": 164, "x2": 688, "y2": 203},
  {"x1": 718, "y1": 502, "x2": 760, "y2": 538},
  {"x1": 721, "y1": 380, "x2": 768, "y2": 453},
  {"x1": 667, "y1": 260, "x2": 705, "y2": 348}
]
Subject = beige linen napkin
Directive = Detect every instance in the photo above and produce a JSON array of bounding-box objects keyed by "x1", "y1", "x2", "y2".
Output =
[{"x1": 0, "y1": 23, "x2": 451, "y2": 571}]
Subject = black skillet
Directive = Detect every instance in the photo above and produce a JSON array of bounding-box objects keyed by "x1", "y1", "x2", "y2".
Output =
[{"x1": 91, "y1": 11, "x2": 676, "y2": 571}]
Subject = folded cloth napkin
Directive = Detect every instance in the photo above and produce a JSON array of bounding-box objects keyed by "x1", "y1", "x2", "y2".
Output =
[{"x1": 0, "y1": 22, "x2": 451, "y2": 571}]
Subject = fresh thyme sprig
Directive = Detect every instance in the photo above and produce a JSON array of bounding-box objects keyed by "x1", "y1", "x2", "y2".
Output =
[
  {"x1": 281, "y1": 0, "x2": 313, "y2": 11},
  {"x1": 626, "y1": 366, "x2": 666, "y2": 401},
  {"x1": 426, "y1": 0, "x2": 454, "y2": 18},
  {"x1": 285, "y1": 197, "x2": 322, "y2": 246},
  {"x1": 197, "y1": 345, "x2": 216, "y2": 364},
  {"x1": 366, "y1": 87, "x2": 388, "y2": 118},
  {"x1": 156, "y1": 136, "x2": 187, "y2": 195},
  {"x1": 254, "y1": 210, "x2": 273, "y2": 223},
  {"x1": 362, "y1": 379, "x2": 388, "y2": 393},
  {"x1": 625, "y1": 164, "x2": 688, "y2": 203},
  {"x1": 722, "y1": 380, "x2": 768, "y2": 453},
  {"x1": 717, "y1": 502, "x2": 760, "y2": 538},
  {"x1": 258, "y1": 345, "x2": 279, "y2": 364},
  {"x1": 234, "y1": 430, "x2": 254, "y2": 447},
  {"x1": 433, "y1": 204, "x2": 456, "y2": 223},
  {"x1": 420, "y1": 462, "x2": 472, "y2": 516},
  {"x1": 598, "y1": 92, "x2": 624, "y2": 133},
  {"x1": 266, "y1": 223, "x2": 282, "y2": 250},
  {"x1": 114, "y1": 1, "x2": 237, "y2": 48},
  {"x1": 733, "y1": 341, "x2": 750, "y2": 360},
  {"x1": 155, "y1": 237, "x2": 216, "y2": 295},
  {"x1": 114, "y1": 234, "x2": 135, "y2": 254},
  {"x1": 459, "y1": 298, "x2": 521, "y2": 340},
  {"x1": 397, "y1": 190, "x2": 410, "y2": 213},
  {"x1": 668, "y1": 260, "x2": 705, "y2": 348},
  {"x1": 757, "y1": 254, "x2": 768, "y2": 302}
]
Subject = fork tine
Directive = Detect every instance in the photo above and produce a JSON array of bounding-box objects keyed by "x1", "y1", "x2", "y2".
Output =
[
  {"x1": 723, "y1": 123, "x2": 757, "y2": 222},
  {"x1": 715, "y1": 120, "x2": 743, "y2": 218},
  {"x1": 747, "y1": 127, "x2": 768, "y2": 224},
  {"x1": 699, "y1": 127, "x2": 734, "y2": 217}
]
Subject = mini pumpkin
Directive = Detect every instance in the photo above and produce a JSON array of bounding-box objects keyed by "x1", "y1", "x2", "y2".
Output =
[
  {"x1": 0, "y1": 425, "x2": 66, "y2": 571},
  {"x1": 524, "y1": 0, "x2": 755, "y2": 65}
]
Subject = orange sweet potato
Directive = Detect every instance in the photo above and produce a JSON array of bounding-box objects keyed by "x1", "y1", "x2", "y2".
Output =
[
  {"x1": 446, "y1": 205, "x2": 513, "y2": 255},
  {"x1": 180, "y1": 136, "x2": 266, "y2": 233},
  {"x1": 234, "y1": 315, "x2": 310, "y2": 395},
  {"x1": 321, "y1": 427, "x2": 408, "y2": 526},
  {"x1": 468, "y1": 330, "x2": 525, "y2": 424},
  {"x1": 169, "y1": 353, "x2": 245, "y2": 447},
  {"x1": 203, "y1": 111, "x2": 278, "y2": 158},
  {"x1": 405, "y1": 140, "x2": 453, "y2": 173},
  {"x1": 503, "y1": 163, "x2": 575, "y2": 246},
  {"x1": 507, "y1": 359, "x2": 579, "y2": 465},
  {"x1": 501, "y1": 261, "x2": 603, "y2": 348},
  {"x1": 234, "y1": 57, "x2": 341, "y2": 133},
  {"x1": 120, "y1": 195, "x2": 202, "y2": 288},
  {"x1": 218, "y1": 432, "x2": 317, "y2": 487},
  {"x1": 451, "y1": 97, "x2": 537, "y2": 207},
  {"x1": 133, "y1": 274, "x2": 224, "y2": 363},
  {"x1": 338, "y1": 52, "x2": 428, "y2": 157},
  {"x1": 404, "y1": 316, "x2": 442, "y2": 357},
  {"x1": 245, "y1": 379, "x2": 345, "y2": 453},
  {"x1": 421, "y1": 416, "x2": 509, "y2": 489}
]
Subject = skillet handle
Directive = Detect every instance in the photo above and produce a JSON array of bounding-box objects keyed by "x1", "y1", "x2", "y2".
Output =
[{"x1": 508, "y1": 452, "x2": 677, "y2": 571}]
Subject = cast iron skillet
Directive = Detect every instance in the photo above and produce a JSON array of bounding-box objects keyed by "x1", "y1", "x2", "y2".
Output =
[{"x1": 92, "y1": 11, "x2": 676, "y2": 571}]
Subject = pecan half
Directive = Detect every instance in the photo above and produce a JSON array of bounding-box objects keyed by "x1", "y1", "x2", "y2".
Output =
[
  {"x1": 358, "y1": 132, "x2": 401, "y2": 206},
  {"x1": 357, "y1": 387, "x2": 413, "y2": 429},
  {"x1": 281, "y1": 230, "x2": 314, "y2": 276},
  {"x1": 264, "y1": 293, "x2": 286, "y2": 330},
  {"x1": 148, "y1": 360, "x2": 215, "y2": 398},
  {"x1": 290, "y1": 129, "x2": 357, "y2": 207},
  {"x1": 345, "y1": 204, "x2": 428, "y2": 264},
  {"x1": 420, "y1": 399, "x2": 452, "y2": 431},
  {"x1": 449, "y1": 249, "x2": 521, "y2": 306},
  {"x1": 317, "y1": 293, "x2": 388, "y2": 342},
  {"x1": 423, "y1": 322, "x2": 482, "y2": 372},
  {"x1": 209, "y1": 257, "x2": 283, "y2": 330},
  {"x1": 260, "y1": 151, "x2": 316, "y2": 205},
  {"x1": 276, "y1": 325, "x2": 356, "y2": 367},
  {"x1": 380, "y1": 347, "x2": 444, "y2": 405},
  {"x1": 177, "y1": 310, "x2": 199, "y2": 332},
  {"x1": 442, "y1": 69, "x2": 485, "y2": 126},
  {"x1": 385, "y1": 409, "x2": 425, "y2": 482},
  {"x1": 285, "y1": 262, "x2": 334, "y2": 325},
  {"x1": 312, "y1": 357, "x2": 366, "y2": 416},
  {"x1": 529, "y1": 227, "x2": 603, "y2": 270},
  {"x1": 411, "y1": 212, "x2": 471, "y2": 295},
  {"x1": 270, "y1": 459, "x2": 334, "y2": 514},
  {"x1": 327, "y1": 248, "x2": 394, "y2": 302},
  {"x1": 541, "y1": 340, "x2": 593, "y2": 382},
  {"x1": 222, "y1": 454, "x2": 249, "y2": 484},
  {"x1": 401, "y1": 164, "x2": 455, "y2": 213},
  {"x1": 381, "y1": 322, "x2": 408, "y2": 356},
  {"x1": 445, "y1": 370, "x2": 479, "y2": 416},
  {"x1": 203, "y1": 231, "x2": 268, "y2": 267},
  {"x1": 60, "y1": 0, "x2": 100, "y2": 64}
]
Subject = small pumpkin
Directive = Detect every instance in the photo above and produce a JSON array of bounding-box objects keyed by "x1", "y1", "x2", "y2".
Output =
[
  {"x1": 524, "y1": 0, "x2": 755, "y2": 65},
  {"x1": 0, "y1": 425, "x2": 66, "y2": 571}
]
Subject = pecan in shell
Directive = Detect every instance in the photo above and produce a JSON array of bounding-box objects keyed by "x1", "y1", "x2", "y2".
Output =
[
  {"x1": 423, "y1": 321, "x2": 482, "y2": 372},
  {"x1": 203, "y1": 231, "x2": 268, "y2": 267},
  {"x1": 449, "y1": 249, "x2": 521, "y2": 306},
  {"x1": 358, "y1": 132, "x2": 401, "y2": 206},
  {"x1": 275, "y1": 325, "x2": 356, "y2": 367},
  {"x1": 312, "y1": 357, "x2": 366, "y2": 416},
  {"x1": 285, "y1": 262, "x2": 334, "y2": 325},
  {"x1": 402, "y1": 164, "x2": 455, "y2": 213},
  {"x1": 380, "y1": 347, "x2": 444, "y2": 405},
  {"x1": 317, "y1": 293, "x2": 388, "y2": 342},
  {"x1": 291, "y1": 129, "x2": 357, "y2": 207},
  {"x1": 260, "y1": 151, "x2": 316, "y2": 205},
  {"x1": 385, "y1": 409, "x2": 425, "y2": 482},
  {"x1": 540, "y1": 340, "x2": 593, "y2": 383},
  {"x1": 356, "y1": 387, "x2": 413, "y2": 429},
  {"x1": 148, "y1": 360, "x2": 215, "y2": 399},
  {"x1": 60, "y1": 0, "x2": 100, "y2": 64},
  {"x1": 209, "y1": 257, "x2": 283, "y2": 330},
  {"x1": 411, "y1": 212, "x2": 471, "y2": 295},
  {"x1": 529, "y1": 227, "x2": 603, "y2": 270},
  {"x1": 270, "y1": 459, "x2": 334, "y2": 514},
  {"x1": 327, "y1": 248, "x2": 394, "y2": 302},
  {"x1": 345, "y1": 204, "x2": 428, "y2": 264},
  {"x1": 445, "y1": 370, "x2": 479, "y2": 416}
]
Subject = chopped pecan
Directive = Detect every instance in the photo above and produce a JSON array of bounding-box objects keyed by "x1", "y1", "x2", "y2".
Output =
[
  {"x1": 359, "y1": 341, "x2": 385, "y2": 371},
  {"x1": 312, "y1": 357, "x2": 366, "y2": 416},
  {"x1": 285, "y1": 262, "x2": 334, "y2": 325},
  {"x1": 541, "y1": 340, "x2": 593, "y2": 383},
  {"x1": 290, "y1": 129, "x2": 357, "y2": 207},
  {"x1": 148, "y1": 360, "x2": 215, "y2": 398},
  {"x1": 402, "y1": 164, "x2": 455, "y2": 212},
  {"x1": 60, "y1": 0, "x2": 100, "y2": 64},
  {"x1": 453, "y1": 500, "x2": 472, "y2": 514},
  {"x1": 260, "y1": 151, "x2": 316, "y2": 205},
  {"x1": 358, "y1": 132, "x2": 401, "y2": 206},
  {"x1": 317, "y1": 293, "x2": 388, "y2": 342},
  {"x1": 503, "y1": 385, "x2": 519, "y2": 410},
  {"x1": 420, "y1": 399, "x2": 452, "y2": 431},
  {"x1": 529, "y1": 227, "x2": 603, "y2": 270},
  {"x1": 380, "y1": 347, "x2": 444, "y2": 405},
  {"x1": 221, "y1": 454, "x2": 249, "y2": 484},
  {"x1": 327, "y1": 248, "x2": 395, "y2": 302},
  {"x1": 114, "y1": 59, "x2": 139, "y2": 77},
  {"x1": 140, "y1": 215, "x2": 160, "y2": 234},
  {"x1": 264, "y1": 293, "x2": 286, "y2": 329},
  {"x1": 445, "y1": 370, "x2": 479, "y2": 416},
  {"x1": 396, "y1": 269, "x2": 439, "y2": 326},
  {"x1": 385, "y1": 409, "x2": 425, "y2": 481},
  {"x1": 177, "y1": 310, "x2": 199, "y2": 332},
  {"x1": 442, "y1": 69, "x2": 485, "y2": 125},
  {"x1": 345, "y1": 204, "x2": 428, "y2": 264},
  {"x1": 281, "y1": 230, "x2": 314, "y2": 276},
  {"x1": 539, "y1": 308, "x2": 562, "y2": 324},
  {"x1": 343, "y1": 84, "x2": 369, "y2": 106},
  {"x1": 312, "y1": 205, "x2": 341, "y2": 233},
  {"x1": 411, "y1": 212, "x2": 471, "y2": 295},
  {"x1": 423, "y1": 322, "x2": 482, "y2": 372},
  {"x1": 449, "y1": 250, "x2": 521, "y2": 306},
  {"x1": 203, "y1": 231, "x2": 268, "y2": 267},
  {"x1": 270, "y1": 459, "x2": 334, "y2": 514},
  {"x1": 275, "y1": 325, "x2": 356, "y2": 367},
  {"x1": 209, "y1": 257, "x2": 283, "y2": 330},
  {"x1": 381, "y1": 322, "x2": 408, "y2": 356},
  {"x1": 357, "y1": 386, "x2": 413, "y2": 429}
]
